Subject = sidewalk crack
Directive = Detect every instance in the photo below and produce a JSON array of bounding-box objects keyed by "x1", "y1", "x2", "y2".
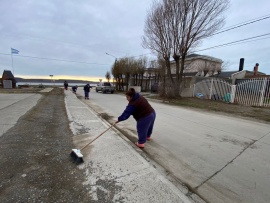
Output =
[
  {"x1": 194, "y1": 140, "x2": 255, "y2": 190},
  {"x1": 195, "y1": 131, "x2": 270, "y2": 191}
]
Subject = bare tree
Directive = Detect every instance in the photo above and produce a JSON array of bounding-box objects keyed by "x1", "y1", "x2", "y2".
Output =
[
  {"x1": 142, "y1": 1, "x2": 174, "y2": 94},
  {"x1": 137, "y1": 57, "x2": 148, "y2": 87},
  {"x1": 177, "y1": 0, "x2": 229, "y2": 85},
  {"x1": 143, "y1": 0, "x2": 230, "y2": 97},
  {"x1": 111, "y1": 60, "x2": 124, "y2": 91},
  {"x1": 111, "y1": 56, "x2": 148, "y2": 91},
  {"x1": 105, "y1": 71, "x2": 111, "y2": 82},
  {"x1": 221, "y1": 60, "x2": 231, "y2": 71},
  {"x1": 155, "y1": 55, "x2": 167, "y2": 96},
  {"x1": 148, "y1": 60, "x2": 161, "y2": 83}
]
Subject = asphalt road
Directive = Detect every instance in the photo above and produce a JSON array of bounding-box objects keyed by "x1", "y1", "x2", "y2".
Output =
[{"x1": 78, "y1": 88, "x2": 270, "y2": 203}]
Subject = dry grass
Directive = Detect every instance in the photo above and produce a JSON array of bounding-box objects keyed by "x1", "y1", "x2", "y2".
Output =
[{"x1": 148, "y1": 95, "x2": 270, "y2": 123}]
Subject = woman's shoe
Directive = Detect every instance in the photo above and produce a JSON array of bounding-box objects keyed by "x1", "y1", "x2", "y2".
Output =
[
  {"x1": 146, "y1": 137, "x2": 151, "y2": 141},
  {"x1": 135, "y1": 142, "x2": 144, "y2": 148}
]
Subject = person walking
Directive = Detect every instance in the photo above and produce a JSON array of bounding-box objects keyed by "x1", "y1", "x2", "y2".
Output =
[
  {"x1": 64, "y1": 80, "x2": 68, "y2": 90},
  {"x1": 83, "y1": 84, "x2": 91, "y2": 99},
  {"x1": 72, "y1": 85, "x2": 78, "y2": 94},
  {"x1": 115, "y1": 88, "x2": 156, "y2": 148}
]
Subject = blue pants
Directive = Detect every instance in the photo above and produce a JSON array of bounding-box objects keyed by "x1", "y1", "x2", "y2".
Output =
[
  {"x1": 84, "y1": 91, "x2": 89, "y2": 98},
  {"x1": 137, "y1": 111, "x2": 156, "y2": 144}
]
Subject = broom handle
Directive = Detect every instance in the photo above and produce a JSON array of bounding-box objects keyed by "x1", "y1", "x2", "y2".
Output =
[{"x1": 80, "y1": 123, "x2": 116, "y2": 151}]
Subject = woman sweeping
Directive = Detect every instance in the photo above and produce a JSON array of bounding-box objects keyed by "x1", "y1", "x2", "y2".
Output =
[{"x1": 116, "y1": 88, "x2": 156, "y2": 148}]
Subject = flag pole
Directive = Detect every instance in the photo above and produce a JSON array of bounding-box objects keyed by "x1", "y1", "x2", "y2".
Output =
[
  {"x1": 11, "y1": 52, "x2": 14, "y2": 75},
  {"x1": 11, "y1": 48, "x2": 19, "y2": 75}
]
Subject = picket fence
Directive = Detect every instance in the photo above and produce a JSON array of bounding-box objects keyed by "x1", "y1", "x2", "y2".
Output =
[{"x1": 193, "y1": 77, "x2": 270, "y2": 107}]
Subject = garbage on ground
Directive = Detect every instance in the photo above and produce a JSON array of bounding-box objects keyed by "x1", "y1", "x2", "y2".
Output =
[
  {"x1": 223, "y1": 93, "x2": 231, "y2": 103},
  {"x1": 196, "y1": 93, "x2": 204, "y2": 99}
]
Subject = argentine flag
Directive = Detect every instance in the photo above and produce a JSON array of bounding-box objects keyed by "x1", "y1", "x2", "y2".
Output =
[{"x1": 11, "y1": 48, "x2": 19, "y2": 54}]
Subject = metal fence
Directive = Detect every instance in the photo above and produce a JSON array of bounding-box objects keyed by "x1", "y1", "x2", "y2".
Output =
[
  {"x1": 193, "y1": 77, "x2": 270, "y2": 107},
  {"x1": 193, "y1": 78, "x2": 233, "y2": 102},
  {"x1": 235, "y1": 78, "x2": 270, "y2": 107}
]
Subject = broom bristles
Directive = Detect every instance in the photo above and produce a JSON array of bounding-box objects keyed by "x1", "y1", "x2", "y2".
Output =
[{"x1": 70, "y1": 150, "x2": 84, "y2": 164}]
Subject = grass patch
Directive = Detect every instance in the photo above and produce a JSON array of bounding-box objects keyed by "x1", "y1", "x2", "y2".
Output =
[{"x1": 147, "y1": 95, "x2": 270, "y2": 123}]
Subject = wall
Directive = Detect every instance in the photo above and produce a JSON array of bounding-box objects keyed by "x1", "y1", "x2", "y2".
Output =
[
  {"x1": 231, "y1": 70, "x2": 246, "y2": 84},
  {"x1": 170, "y1": 58, "x2": 222, "y2": 75},
  {"x1": 129, "y1": 86, "x2": 141, "y2": 92}
]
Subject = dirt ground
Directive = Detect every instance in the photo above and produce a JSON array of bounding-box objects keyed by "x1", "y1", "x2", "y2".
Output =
[{"x1": 0, "y1": 88, "x2": 91, "y2": 203}]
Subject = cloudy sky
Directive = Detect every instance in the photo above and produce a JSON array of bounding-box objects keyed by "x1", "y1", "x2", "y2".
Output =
[{"x1": 0, "y1": 0, "x2": 269, "y2": 82}]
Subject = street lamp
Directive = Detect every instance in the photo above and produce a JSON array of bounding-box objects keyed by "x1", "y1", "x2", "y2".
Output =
[
  {"x1": 106, "y1": 52, "x2": 119, "y2": 70},
  {"x1": 105, "y1": 52, "x2": 117, "y2": 67},
  {"x1": 105, "y1": 52, "x2": 117, "y2": 61},
  {"x1": 106, "y1": 52, "x2": 118, "y2": 88}
]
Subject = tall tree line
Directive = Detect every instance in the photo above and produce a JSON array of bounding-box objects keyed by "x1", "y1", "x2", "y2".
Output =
[{"x1": 111, "y1": 56, "x2": 160, "y2": 91}]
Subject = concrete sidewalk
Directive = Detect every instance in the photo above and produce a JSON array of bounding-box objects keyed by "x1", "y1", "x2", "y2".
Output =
[
  {"x1": 0, "y1": 88, "x2": 52, "y2": 137},
  {"x1": 0, "y1": 93, "x2": 42, "y2": 137},
  {"x1": 65, "y1": 90, "x2": 201, "y2": 202}
]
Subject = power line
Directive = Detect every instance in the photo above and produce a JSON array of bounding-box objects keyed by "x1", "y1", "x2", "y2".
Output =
[
  {"x1": 132, "y1": 34, "x2": 270, "y2": 58},
  {"x1": 131, "y1": 14, "x2": 270, "y2": 58},
  {"x1": 220, "y1": 14, "x2": 270, "y2": 30},
  {"x1": 224, "y1": 36, "x2": 270, "y2": 46},
  {"x1": 134, "y1": 34, "x2": 270, "y2": 63},
  {"x1": 133, "y1": 32, "x2": 270, "y2": 58},
  {"x1": 212, "y1": 15, "x2": 270, "y2": 36},
  {"x1": 196, "y1": 33, "x2": 270, "y2": 52},
  {"x1": 2, "y1": 14, "x2": 269, "y2": 61},
  {"x1": 10, "y1": 33, "x2": 263, "y2": 65},
  {"x1": 0, "y1": 52, "x2": 110, "y2": 66}
]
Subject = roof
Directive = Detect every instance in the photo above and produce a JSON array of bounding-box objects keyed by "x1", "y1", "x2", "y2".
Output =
[
  {"x1": 2, "y1": 70, "x2": 17, "y2": 83},
  {"x1": 245, "y1": 70, "x2": 266, "y2": 75},
  {"x1": 170, "y1": 53, "x2": 223, "y2": 64},
  {"x1": 186, "y1": 54, "x2": 202, "y2": 58},
  {"x1": 2, "y1": 70, "x2": 15, "y2": 79},
  {"x1": 213, "y1": 71, "x2": 239, "y2": 78},
  {"x1": 183, "y1": 72, "x2": 198, "y2": 77},
  {"x1": 213, "y1": 70, "x2": 266, "y2": 79},
  {"x1": 186, "y1": 53, "x2": 223, "y2": 63}
]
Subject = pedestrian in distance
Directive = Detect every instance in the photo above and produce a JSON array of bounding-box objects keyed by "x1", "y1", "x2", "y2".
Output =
[
  {"x1": 115, "y1": 88, "x2": 156, "y2": 148},
  {"x1": 64, "y1": 80, "x2": 68, "y2": 90},
  {"x1": 72, "y1": 85, "x2": 78, "y2": 94},
  {"x1": 83, "y1": 83, "x2": 91, "y2": 99}
]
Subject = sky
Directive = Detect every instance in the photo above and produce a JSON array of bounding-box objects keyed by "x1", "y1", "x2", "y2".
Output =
[{"x1": 0, "y1": 0, "x2": 269, "y2": 82}]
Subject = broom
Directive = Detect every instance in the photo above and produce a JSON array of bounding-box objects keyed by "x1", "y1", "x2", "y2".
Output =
[{"x1": 70, "y1": 123, "x2": 116, "y2": 164}]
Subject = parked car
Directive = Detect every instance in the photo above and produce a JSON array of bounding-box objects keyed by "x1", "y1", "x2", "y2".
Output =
[{"x1": 96, "y1": 82, "x2": 115, "y2": 94}]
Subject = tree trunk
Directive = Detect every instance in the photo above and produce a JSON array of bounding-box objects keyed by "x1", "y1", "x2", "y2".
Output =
[
  {"x1": 178, "y1": 55, "x2": 186, "y2": 96},
  {"x1": 126, "y1": 74, "x2": 130, "y2": 91},
  {"x1": 165, "y1": 58, "x2": 174, "y2": 84},
  {"x1": 140, "y1": 74, "x2": 143, "y2": 87},
  {"x1": 173, "y1": 54, "x2": 181, "y2": 97}
]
